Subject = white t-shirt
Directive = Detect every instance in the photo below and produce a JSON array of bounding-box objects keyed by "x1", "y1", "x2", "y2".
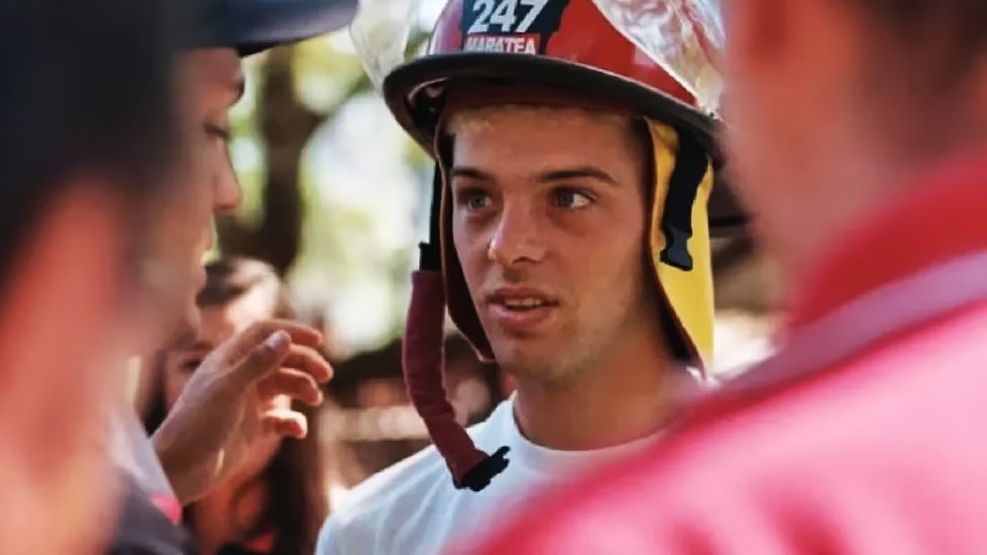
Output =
[
  {"x1": 106, "y1": 402, "x2": 175, "y2": 498},
  {"x1": 318, "y1": 398, "x2": 659, "y2": 555}
]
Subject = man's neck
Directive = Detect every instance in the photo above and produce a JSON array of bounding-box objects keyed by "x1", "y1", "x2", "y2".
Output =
[{"x1": 511, "y1": 341, "x2": 676, "y2": 451}]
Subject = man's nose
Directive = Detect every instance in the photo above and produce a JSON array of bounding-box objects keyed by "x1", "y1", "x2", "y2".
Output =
[
  {"x1": 487, "y1": 202, "x2": 547, "y2": 267},
  {"x1": 212, "y1": 157, "x2": 242, "y2": 215}
]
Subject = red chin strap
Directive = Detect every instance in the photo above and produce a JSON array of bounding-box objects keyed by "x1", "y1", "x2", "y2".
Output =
[
  {"x1": 404, "y1": 269, "x2": 510, "y2": 491},
  {"x1": 402, "y1": 165, "x2": 509, "y2": 492}
]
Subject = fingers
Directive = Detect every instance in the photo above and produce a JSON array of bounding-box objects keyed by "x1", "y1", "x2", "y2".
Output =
[
  {"x1": 236, "y1": 340, "x2": 333, "y2": 392},
  {"x1": 231, "y1": 330, "x2": 292, "y2": 385},
  {"x1": 221, "y1": 319, "x2": 323, "y2": 365},
  {"x1": 283, "y1": 344, "x2": 333, "y2": 383},
  {"x1": 261, "y1": 408, "x2": 308, "y2": 439},
  {"x1": 256, "y1": 368, "x2": 323, "y2": 406},
  {"x1": 261, "y1": 320, "x2": 322, "y2": 348},
  {"x1": 219, "y1": 320, "x2": 328, "y2": 387}
]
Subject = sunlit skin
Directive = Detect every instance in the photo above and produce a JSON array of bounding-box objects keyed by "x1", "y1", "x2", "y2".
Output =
[
  {"x1": 448, "y1": 105, "x2": 674, "y2": 450},
  {"x1": 158, "y1": 48, "x2": 245, "y2": 345}
]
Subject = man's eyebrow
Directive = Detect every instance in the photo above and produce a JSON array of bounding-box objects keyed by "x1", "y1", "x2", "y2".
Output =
[
  {"x1": 450, "y1": 166, "x2": 494, "y2": 181},
  {"x1": 536, "y1": 166, "x2": 619, "y2": 186}
]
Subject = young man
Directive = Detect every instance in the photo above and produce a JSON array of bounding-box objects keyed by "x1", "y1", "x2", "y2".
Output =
[
  {"x1": 0, "y1": 1, "x2": 183, "y2": 552},
  {"x1": 466, "y1": 1, "x2": 987, "y2": 553},
  {"x1": 319, "y1": 1, "x2": 743, "y2": 553},
  {"x1": 106, "y1": 1, "x2": 356, "y2": 552}
]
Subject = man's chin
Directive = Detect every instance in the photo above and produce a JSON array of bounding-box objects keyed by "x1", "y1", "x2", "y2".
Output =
[{"x1": 494, "y1": 345, "x2": 560, "y2": 382}]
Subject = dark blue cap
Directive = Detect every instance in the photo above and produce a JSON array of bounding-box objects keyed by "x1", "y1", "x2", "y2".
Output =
[{"x1": 188, "y1": 0, "x2": 357, "y2": 56}]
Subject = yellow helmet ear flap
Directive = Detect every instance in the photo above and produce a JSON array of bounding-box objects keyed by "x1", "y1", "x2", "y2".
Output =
[{"x1": 647, "y1": 120, "x2": 716, "y2": 374}]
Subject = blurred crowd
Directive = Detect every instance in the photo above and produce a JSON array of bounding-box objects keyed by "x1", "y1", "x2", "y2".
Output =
[{"x1": 2, "y1": 0, "x2": 986, "y2": 554}]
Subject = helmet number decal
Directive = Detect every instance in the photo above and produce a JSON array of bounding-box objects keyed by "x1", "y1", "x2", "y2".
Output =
[
  {"x1": 468, "y1": 0, "x2": 550, "y2": 33},
  {"x1": 467, "y1": 0, "x2": 496, "y2": 33},
  {"x1": 489, "y1": 0, "x2": 518, "y2": 30},
  {"x1": 463, "y1": 0, "x2": 568, "y2": 53},
  {"x1": 517, "y1": 0, "x2": 549, "y2": 32}
]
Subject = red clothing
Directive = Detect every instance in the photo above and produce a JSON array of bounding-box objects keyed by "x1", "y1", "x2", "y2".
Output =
[{"x1": 463, "y1": 154, "x2": 987, "y2": 554}]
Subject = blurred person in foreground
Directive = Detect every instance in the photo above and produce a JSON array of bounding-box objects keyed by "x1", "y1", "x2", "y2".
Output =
[
  {"x1": 319, "y1": 0, "x2": 744, "y2": 553},
  {"x1": 144, "y1": 258, "x2": 327, "y2": 555},
  {"x1": 466, "y1": 0, "x2": 987, "y2": 553},
  {"x1": 0, "y1": 0, "x2": 184, "y2": 552},
  {"x1": 107, "y1": 1, "x2": 355, "y2": 552}
]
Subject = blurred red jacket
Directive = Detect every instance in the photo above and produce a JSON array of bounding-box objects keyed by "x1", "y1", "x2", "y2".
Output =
[{"x1": 462, "y1": 154, "x2": 987, "y2": 554}]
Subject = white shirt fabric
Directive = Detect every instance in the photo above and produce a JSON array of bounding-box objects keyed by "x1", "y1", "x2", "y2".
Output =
[
  {"x1": 106, "y1": 402, "x2": 175, "y2": 498},
  {"x1": 318, "y1": 398, "x2": 660, "y2": 555}
]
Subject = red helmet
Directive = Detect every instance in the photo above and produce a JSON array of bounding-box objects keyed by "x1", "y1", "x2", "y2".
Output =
[{"x1": 380, "y1": 0, "x2": 743, "y2": 228}]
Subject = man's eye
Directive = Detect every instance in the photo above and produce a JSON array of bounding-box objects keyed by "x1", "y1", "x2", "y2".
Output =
[
  {"x1": 552, "y1": 188, "x2": 592, "y2": 209},
  {"x1": 460, "y1": 190, "x2": 492, "y2": 212}
]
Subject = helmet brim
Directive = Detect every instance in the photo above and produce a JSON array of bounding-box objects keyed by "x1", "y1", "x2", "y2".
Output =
[
  {"x1": 189, "y1": 0, "x2": 357, "y2": 57},
  {"x1": 383, "y1": 52, "x2": 746, "y2": 234}
]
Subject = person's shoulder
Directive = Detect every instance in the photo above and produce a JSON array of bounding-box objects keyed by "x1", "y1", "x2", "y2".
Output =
[
  {"x1": 331, "y1": 401, "x2": 514, "y2": 520},
  {"x1": 341, "y1": 443, "x2": 449, "y2": 517},
  {"x1": 318, "y1": 402, "x2": 514, "y2": 554},
  {"x1": 317, "y1": 443, "x2": 449, "y2": 553}
]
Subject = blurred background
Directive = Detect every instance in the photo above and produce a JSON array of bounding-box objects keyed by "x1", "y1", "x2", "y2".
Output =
[{"x1": 209, "y1": 3, "x2": 778, "y2": 505}]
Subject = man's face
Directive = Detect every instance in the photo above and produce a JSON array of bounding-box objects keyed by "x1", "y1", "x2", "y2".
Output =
[
  {"x1": 155, "y1": 48, "x2": 244, "y2": 344},
  {"x1": 449, "y1": 105, "x2": 657, "y2": 384},
  {"x1": 722, "y1": 0, "x2": 871, "y2": 274}
]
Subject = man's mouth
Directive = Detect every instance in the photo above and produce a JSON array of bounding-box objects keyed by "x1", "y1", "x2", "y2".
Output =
[
  {"x1": 498, "y1": 297, "x2": 556, "y2": 311},
  {"x1": 488, "y1": 287, "x2": 559, "y2": 310},
  {"x1": 486, "y1": 287, "x2": 560, "y2": 331}
]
